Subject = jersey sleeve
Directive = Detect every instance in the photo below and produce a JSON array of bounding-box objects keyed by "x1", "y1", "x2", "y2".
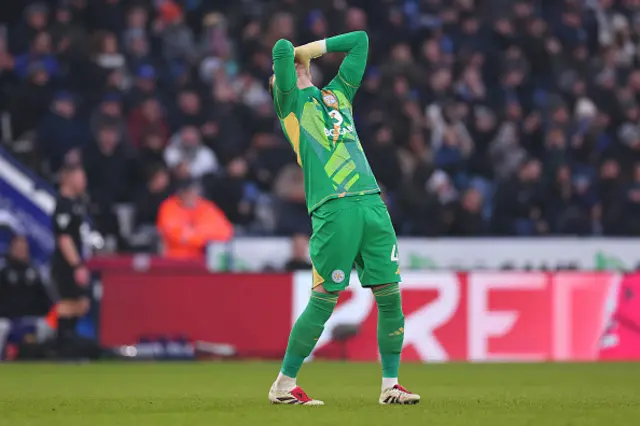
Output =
[
  {"x1": 53, "y1": 200, "x2": 74, "y2": 236},
  {"x1": 272, "y1": 39, "x2": 298, "y2": 118},
  {"x1": 325, "y1": 31, "x2": 369, "y2": 103}
]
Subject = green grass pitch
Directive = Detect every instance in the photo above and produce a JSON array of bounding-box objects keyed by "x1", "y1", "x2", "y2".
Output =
[{"x1": 1, "y1": 362, "x2": 639, "y2": 426}]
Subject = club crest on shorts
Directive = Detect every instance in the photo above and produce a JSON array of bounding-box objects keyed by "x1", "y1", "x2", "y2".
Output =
[
  {"x1": 331, "y1": 269, "x2": 345, "y2": 283},
  {"x1": 323, "y1": 93, "x2": 337, "y2": 106}
]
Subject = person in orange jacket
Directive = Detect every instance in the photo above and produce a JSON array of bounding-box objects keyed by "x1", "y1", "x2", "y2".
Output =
[{"x1": 157, "y1": 178, "x2": 233, "y2": 258}]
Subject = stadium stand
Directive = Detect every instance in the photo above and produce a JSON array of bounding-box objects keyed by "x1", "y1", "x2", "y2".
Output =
[{"x1": 1, "y1": 0, "x2": 640, "y2": 254}]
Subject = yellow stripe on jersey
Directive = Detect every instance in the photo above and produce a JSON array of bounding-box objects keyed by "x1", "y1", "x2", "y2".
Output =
[{"x1": 283, "y1": 113, "x2": 302, "y2": 166}]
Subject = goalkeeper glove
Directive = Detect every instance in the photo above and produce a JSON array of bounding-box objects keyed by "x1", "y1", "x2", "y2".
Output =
[{"x1": 294, "y1": 40, "x2": 327, "y2": 70}]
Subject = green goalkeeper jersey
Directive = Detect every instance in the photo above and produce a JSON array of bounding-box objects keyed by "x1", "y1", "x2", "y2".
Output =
[{"x1": 271, "y1": 31, "x2": 380, "y2": 213}]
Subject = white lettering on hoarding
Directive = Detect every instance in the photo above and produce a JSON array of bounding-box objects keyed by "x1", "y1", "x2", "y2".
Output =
[
  {"x1": 401, "y1": 272, "x2": 460, "y2": 361},
  {"x1": 468, "y1": 273, "x2": 547, "y2": 362},
  {"x1": 291, "y1": 271, "x2": 619, "y2": 362},
  {"x1": 552, "y1": 273, "x2": 618, "y2": 360}
]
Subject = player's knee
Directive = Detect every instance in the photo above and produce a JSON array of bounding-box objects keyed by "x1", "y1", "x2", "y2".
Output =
[
  {"x1": 371, "y1": 283, "x2": 393, "y2": 292},
  {"x1": 312, "y1": 283, "x2": 340, "y2": 295},
  {"x1": 373, "y1": 283, "x2": 403, "y2": 314}
]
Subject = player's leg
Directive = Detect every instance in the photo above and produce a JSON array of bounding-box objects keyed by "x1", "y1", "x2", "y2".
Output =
[
  {"x1": 357, "y1": 196, "x2": 420, "y2": 404},
  {"x1": 270, "y1": 283, "x2": 339, "y2": 406},
  {"x1": 54, "y1": 270, "x2": 88, "y2": 357},
  {"x1": 55, "y1": 274, "x2": 78, "y2": 350},
  {"x1": 370, "y1": 283, "x2": 418, "y2": 404},
  {"x1": 270, "y1": 201, "x2": 361, "y2": 405}
]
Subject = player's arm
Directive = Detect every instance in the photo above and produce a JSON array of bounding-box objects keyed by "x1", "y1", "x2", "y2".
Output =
[
  {"x1": 272, "y1": 39, "x2": 298, "y2": 118},
  {"x1": 326, "y1": 31, "x2": 369, "y2": 102},
  {"x1": 58, "y1": 235, "x2": 82, "y2": 267},
  {"x1": 54, "y1": 207, "x2": 82, "y2": 268}
]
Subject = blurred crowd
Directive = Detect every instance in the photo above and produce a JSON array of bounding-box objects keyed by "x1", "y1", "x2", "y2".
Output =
[{"x1": 2, "y1": 0, "x2": 640, "y2": 249}]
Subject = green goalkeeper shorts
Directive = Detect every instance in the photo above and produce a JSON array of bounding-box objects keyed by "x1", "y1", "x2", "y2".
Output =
[{"x1": 309, "y1": 194, "x2": 401, "y2": 292}]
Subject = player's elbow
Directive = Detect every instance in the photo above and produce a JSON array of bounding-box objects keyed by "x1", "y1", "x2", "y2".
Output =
[
  {"x1": 57, "y1": 234, "x2": 71, "y2": 247},
  {"x1": 272, "y1": 39, "x2": 295, "y2": 59},
  {"x1": 353, "y1": 31, "x2": 369, "y2": 46}
]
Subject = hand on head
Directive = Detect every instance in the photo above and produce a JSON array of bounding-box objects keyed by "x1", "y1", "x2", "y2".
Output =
[{"x1": 295, "y1": 61, "x2": 309, "y2": 76}]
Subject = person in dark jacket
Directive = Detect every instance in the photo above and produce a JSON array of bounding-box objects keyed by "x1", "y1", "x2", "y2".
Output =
[
  {"x1": 9, "y1": 3, "x2": 49, "y2": 55},
  {"x1": 0, "y1": 235, "x2": 53, "y2": 358},
  {"x1": 206, "y1": 157, "x2": 257, "y2": 227},
  {"x1": 84, "y1": 123, "x2": 132, "y2": 239},
  {"x1": 8, "y1": 63, "x2": 52, "y2": 139},
  {"x1": 134, "y1": 164, "x2": 171, "y2": 228},
  {"x1": 37, "y1": 91, "x2": 88, "y2": 173},
  {"x1": 0, "y1": 235, "x2": 51, "y2": 319},
  {"x1": 450, "y1": 188, "x2": 487, "y2": 236},
  {"x1": 493, "y1": 158, "x2": 548, "y2": 236}
]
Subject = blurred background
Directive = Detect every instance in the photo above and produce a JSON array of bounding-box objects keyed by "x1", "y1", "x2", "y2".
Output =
[{"x1": 0, "y1": 0, "x2": 639, "y2": 362}]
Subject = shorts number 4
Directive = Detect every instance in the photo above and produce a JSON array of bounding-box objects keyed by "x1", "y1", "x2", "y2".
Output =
[{"x1": 390, "y1": 244, "x2": 399, "y2": 262}]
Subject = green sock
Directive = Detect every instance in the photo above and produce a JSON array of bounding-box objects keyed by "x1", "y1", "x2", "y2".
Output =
[
  {"x1": 374, "y1": 284, "x2": 404, "y2": 378},
  {"x1": 281, "y1": 291, "x2": 338, "y2": 378}
]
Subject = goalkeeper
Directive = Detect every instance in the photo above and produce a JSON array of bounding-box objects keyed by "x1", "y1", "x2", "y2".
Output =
[{"x1": 267, "y1": 31, "x2": 420, "y2": 406}]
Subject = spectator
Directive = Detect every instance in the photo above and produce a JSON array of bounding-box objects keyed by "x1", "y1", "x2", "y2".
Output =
[
  {"x1": 7, "y1": 63, "x2": 54, "y2": 140},
  {"x1": 157, "y1": 178, "x2": 233, "y2": 259},
  {"x1": 125, "y1": 64, "x2": 162, "y2": 111},
  {"x1": 156, "y1": 1, "x2": 197, "y2": 64},
  {"x1": 164, "y1": 125, "x2": 219, "y2": 180},
  {"x1": 284, "y1": 234, "x2": 312, "y2": 271},
  {"x1": 134, "y1": 164, "x2": 170, "y2": 229},
  {"x1": 598, "y1": 158, "x2": 625, "y2": 235},
  {"x1": 84, "y1": 124, "x2": 132, "y2": 242},
  {"x1": 434, "y1": 125, "x2": 470, "y2": 179},
  {"x1": 200, "y1": 12, "x2": 234, "y2": 68},
  {"x1": 124, "y1": 29, "x2": 154, "y2": 79},
  {"x1": 426, "y1": 169, "x2": 460, "y2": 233},
  {"x1": 0, "y1": 235, "x2": 53, "y2": 358},
  {"x1": 546, "y1": 164, "x2": 595, "y2": 235},
  {"x1": 90, "y1": 92, "x2": 127, "y2": 141},
  {"x1": 135, "y1": 129, "x2": 168, "y2": 179},
  {"x1": 4, "y1": 0, "x2": 640, "y2": 239},
  {"x1": 50, "y1": 4, "x2": 86, "y2": 61},
  {"x1": 68, "y1": 29, "x2": 124, "y2": 98},
  {"x1": 209, "y1": 81, "x2": 250, "y2": 162},
  {"x1": 273, "y1": 163, "x2": 310, "y2": 236},
  {"x1": 489, "y1": 121, "x2": 527, "y2": 180},
  {"x1": 90, "y1": 31, "x2": 125, "y2": 74},
  {"x1": 171, "y1": 88, "x2": 206, "y2": 132},
  {"x1": 84, "y1": 124, "x2": 131, "y2": 205},
  {"x1": 127, "y1": 96, "x2": 170, "y2": 148},
  {"x1": 37, "y1": 91, "x2": 87, "y2": 174},
  {"x1": 122, "y1": 6, "x2": 161, "y2": 80},
  {"x1": 367, "y1": 125, "x2": 403, "y2": 192},
  {"x1": 122, "y1": 5, "x2": 149, "y2": 44},
  {"x1": 13, "y1": 31, "x2": 59, "y2": 80},
  {"x1": 206, "y1": 157, "x2": 257, "y2": 227},
  {"x1": 493, "y1": 158, "x2": 547, "y2": 236},
  {"x1": 9, "y1": 2, "x2": 49, "y2": 54},
  {"x1": 450, "y1": 188, "x2": 487, "y2": 236}
]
